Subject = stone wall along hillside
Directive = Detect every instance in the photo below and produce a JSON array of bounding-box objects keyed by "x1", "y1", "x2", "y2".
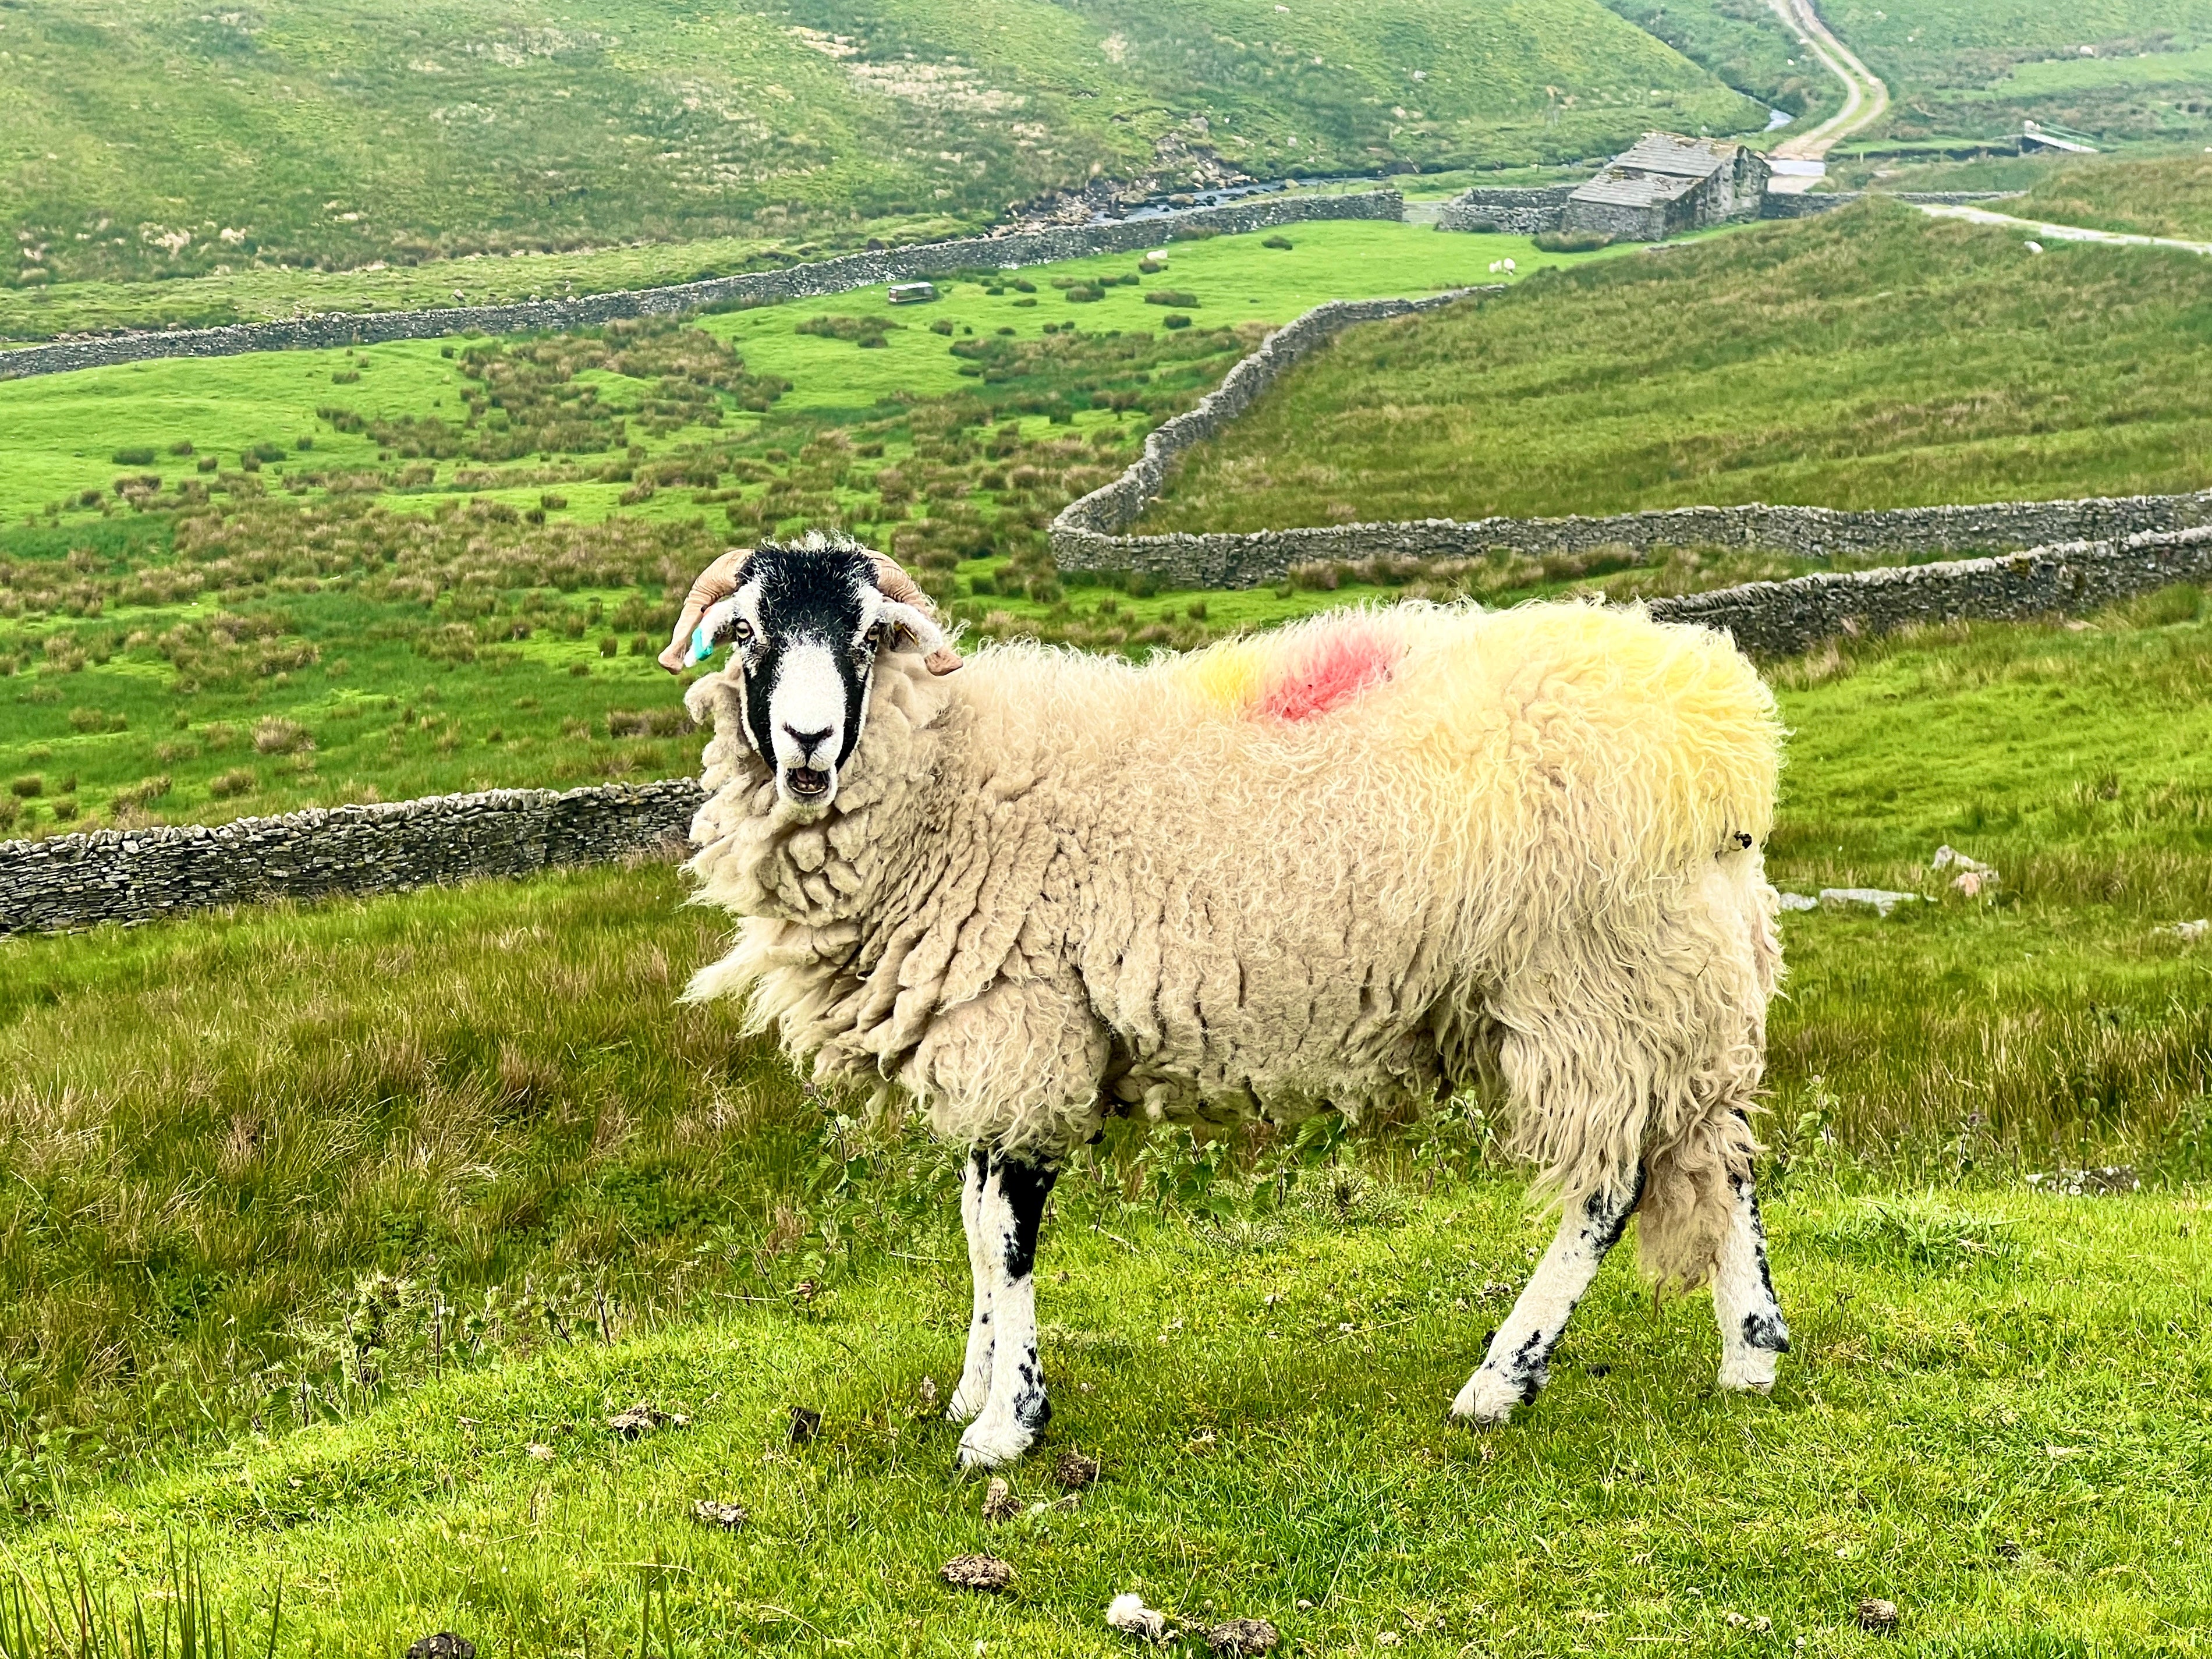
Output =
[
  {"x1": 0, "y1": 778, "x2": 705, "y2": 935},
  {"x1": 0, "y1": 193, "x2": 1405, "y2": 380}
]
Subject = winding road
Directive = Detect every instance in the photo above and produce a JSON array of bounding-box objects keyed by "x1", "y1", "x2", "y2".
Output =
[{"x1": 1763, "y1": 0, "x2": 1890, "y2": 193}]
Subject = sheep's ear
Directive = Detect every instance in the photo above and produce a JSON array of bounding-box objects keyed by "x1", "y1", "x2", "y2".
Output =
[
  {"x1": 659, "y1": 547, "x2": 755, "y2": 674},
  {"x1": 877, "y1": 600, "x2": 959, "y2": 673}
]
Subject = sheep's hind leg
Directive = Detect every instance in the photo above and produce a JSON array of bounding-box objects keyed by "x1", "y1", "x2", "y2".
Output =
[
  {"x1": 1451, "y1": 1174, "x2": 1642, "y2": 1427},
  {"x1": 956, "y1": 1153, "x2": 1059, "y2": 1470},
  {"x1": 947, "y1": 1148, "x2": 994, "y2": 1424},
  {"x1": 1711, "y1": 1168, "x2": 1790, "y2": 1394}
]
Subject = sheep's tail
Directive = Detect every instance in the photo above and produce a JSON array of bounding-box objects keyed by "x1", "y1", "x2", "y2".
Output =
[{"x1": 1634, "y1": 1108, "x2": 1760, "y2": 1292}]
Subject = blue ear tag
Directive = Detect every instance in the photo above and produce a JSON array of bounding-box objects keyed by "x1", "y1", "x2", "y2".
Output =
[{"x1": 686, "y1": 622, "x2": 717, "y2": 667}]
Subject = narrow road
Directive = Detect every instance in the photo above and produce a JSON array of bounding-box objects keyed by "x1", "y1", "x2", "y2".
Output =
[
  {"x1": 1763, "y1": 0, "x2": 1890, "y2": 193},
  {"x1": 1913, "y1": 201, "x2": 2212, "y2": 256}
]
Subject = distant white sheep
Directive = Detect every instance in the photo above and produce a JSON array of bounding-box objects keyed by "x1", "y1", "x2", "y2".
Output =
[{"x1": 666, "y1": 534, "x2": 1792, "y2": 1467}]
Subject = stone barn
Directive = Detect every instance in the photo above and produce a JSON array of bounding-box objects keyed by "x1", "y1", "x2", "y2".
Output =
[{"x1": 1561, "y1": 133, "x2": 1772, "y2": 242}]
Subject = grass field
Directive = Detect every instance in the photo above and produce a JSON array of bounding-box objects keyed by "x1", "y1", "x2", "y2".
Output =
[
  {"x1": 1142, "y1": 200, "x2": 2212, "y2": 533},
  {"x1": 2018, "y1": 150, "x2": 2212, "y2": 239},
  {"x1": 0, "y1": 219, "x2": 1652, "y2": 836},
  {"x1": 0, "y1": 0, "x2": 1761, "y2": 299},
  {"x1": 1599, "y1": 0, "x2": 1842, "y2": 129},
  {"x1": 1819, "y1": 0, "x2": 2212, "y2": 149},
  {"x1": 0, "y1": 589, "x2": 2210, "y2": 1650}
]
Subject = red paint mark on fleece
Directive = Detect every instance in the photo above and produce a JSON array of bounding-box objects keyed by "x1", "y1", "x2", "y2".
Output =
[{"x1": 1259, "y1": 628, "x2": 1400, "y2": 722}]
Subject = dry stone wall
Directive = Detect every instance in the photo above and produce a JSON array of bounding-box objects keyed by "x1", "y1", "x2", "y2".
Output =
[
  {"x1": 1054, "y1": 288, "x2": 1492, "y2": 541},
  {"x1": 1054, "y1": 491, "x2": 2212, "y2": 586},
  {"x1": 1646, "y1": 526, "x2": 2212, "y2": 656},
  {"x1": 0, "y1": 778, "x2": 704, "y2": 935},
  {"x1": 0, "y1": 193, "x2": 1405, "y2": 381},
  {"x1": 1437, "y1": 185, "x2": 2022, "y2": 233}
]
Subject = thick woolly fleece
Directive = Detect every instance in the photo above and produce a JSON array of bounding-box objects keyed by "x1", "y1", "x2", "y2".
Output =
[{"x1": 683, "y1": 600, "x2": 1784, "y2": 1289}]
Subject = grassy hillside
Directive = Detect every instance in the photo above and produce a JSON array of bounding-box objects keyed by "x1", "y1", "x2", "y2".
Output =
[
  {"x1": 1821, "y1": 0, "x2": 2212, "y2": 148},
  {"x1": 2018, "y1": 150, "x2": 2212, "y2": 239},
  {"x1": 1598, "y1": 0, "x2": 1841, "y2": 125},
  {"x1": 1, "y1": 589, "x2": 2210, "y2": 1647},
  {"x1": 0, "y1": 0, "x2": 1762, "y2": 295},
  {"x1": 1143, "y1": 201, "x2": 2212, "y2": 533},
  {"x1": 0, "y1": 219, "x2": 1655, "y2": 836}
]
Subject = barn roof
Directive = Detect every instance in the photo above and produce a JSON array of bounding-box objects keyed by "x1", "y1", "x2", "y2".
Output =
[{"x1": 1568, "y1": 132, "x2": 1750, "y2": 210}]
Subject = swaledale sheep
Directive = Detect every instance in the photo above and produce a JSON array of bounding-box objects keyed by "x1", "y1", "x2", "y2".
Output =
[{"x1": 662, "y1": 533, "x2": 1791, "y2": 1469}]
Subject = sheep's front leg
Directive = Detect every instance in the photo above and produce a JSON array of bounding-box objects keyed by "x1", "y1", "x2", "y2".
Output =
[
  {"x1": 1711, "y1": 1169, "x2": 1790, "y2": 1393},
  {"x1": 1451, "y1": 1175, "x2": 1640, "y2": 1426},
  {"x1": 955, "y1": 1153, "x2": 1058, "y2": 1470},
  {"x1": 947, "y1": 1147, "x2": 995, "y2": 1423}
]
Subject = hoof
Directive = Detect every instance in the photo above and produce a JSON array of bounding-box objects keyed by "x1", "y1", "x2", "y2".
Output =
[
  {"x1": 956, "y1": 1417, "x2": 1036, "y2": 1470},
  {"x1": 946, "y1": 1370, "x2": 992, "y2": 1424},
  {"x1": 1718, "y1": 1350, "x2": 1780, "y2": 1394},
  {"x1": 1448, "y1": 1367, "x2": 1523, "y2": 1427}
]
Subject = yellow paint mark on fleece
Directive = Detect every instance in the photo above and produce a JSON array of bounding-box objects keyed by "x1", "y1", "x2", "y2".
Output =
[{"x1": 1172, "y1": 637, "x2": 1274, "y2": 715}]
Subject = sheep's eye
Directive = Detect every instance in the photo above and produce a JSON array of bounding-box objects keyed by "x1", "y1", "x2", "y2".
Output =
[{"x1": 731, "y1": 619, "x2": 754, "y2": 644}]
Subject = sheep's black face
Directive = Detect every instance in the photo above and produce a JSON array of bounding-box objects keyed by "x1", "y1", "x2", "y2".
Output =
[{"x1": 697, "y1": 538, "x2": 941, "y2": 812}]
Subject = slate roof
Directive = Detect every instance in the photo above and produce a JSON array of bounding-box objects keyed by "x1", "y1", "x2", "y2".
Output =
[{"x1": 1568, "y1": 133, "x2": 1747, "y2": 211}]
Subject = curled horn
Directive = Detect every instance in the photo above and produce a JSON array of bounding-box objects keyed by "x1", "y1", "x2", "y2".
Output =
[
  {"x1": 868, "y1": 553, "x2": 963, "y2": 676},
  {"x1": 657, "y1": 547, "x2": 754, "y2": 674}
]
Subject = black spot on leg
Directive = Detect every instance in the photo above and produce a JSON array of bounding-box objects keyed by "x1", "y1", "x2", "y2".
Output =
[
  {"x1": 1742, "y1": 1310, "x2": 1791, "y2": 1353},
  {"x1": 992, "y1": 1155, "x2": 1060, "y2": 1280}
]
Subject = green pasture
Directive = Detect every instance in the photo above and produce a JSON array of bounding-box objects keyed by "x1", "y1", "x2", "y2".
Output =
[
  {"x1": 0, "y1": 219, "x2": 1591, "y2": 529},
  {"x1": 1821, "y1": 0, "x2": 2212, "y2": 148},
  {"x1": 1142, "y1": 200, "x2": 2212, "y2": 533},
  {"x1": 2019, "y1": 150, "x2": 2212, "y2": 239},
  {"x1": 0, "y1": 0, "x2": 1760, "y2": 297},
  {"x1": 0, "y1": 217, "x2": 964, "y2": 345},
  {"x1": 1, "y1": 591, "x2": 2211, "y2": 1651}
]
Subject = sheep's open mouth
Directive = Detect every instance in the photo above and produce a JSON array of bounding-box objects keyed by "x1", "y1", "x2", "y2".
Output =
[{"x1": 784, "y1": 767, "x2": 831, "y2": 800}]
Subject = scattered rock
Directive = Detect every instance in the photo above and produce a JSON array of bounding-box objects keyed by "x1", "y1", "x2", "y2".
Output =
[
  {"x1": 1819, "y1": 888, "x2": 1919, "y2": 917},
  {"x1": 2159, "y1": 918, "x2": 2210, "y2": 941},
  {"x1": 941, "y1": 1554, "x2": 1016, "y2": 1593},
  {"x1": 983, "y1": 1477, "x2": 1021, "y2": 1523},
  {"x1": 1053, "y1": 1449, "x2": 1101, "y2": 1491},
  {"x1": 1856, "y1": 1598, "x2": 1899, "y2": 1633},
  {"x1": 1107, "y1": 1593, "x2": 1167, "y2": 1641},
  {"x1": 2027, "y1": 1165, "x2": 2140, "y2": 1196},
  {"x1": 1724, "y1": 1611, "x2": 1773, "y2": 1632},
  {"x1": 691, "y1": 1500, "x2": 748, "y2": 1530},
  {"x1": 406, "y1": 1636, "x2": 476, "y2": 1659},
  {"x1": 607, "y1": 1403, "x2": 689, "y2": 1440},
  {"x1": 1375, "y1": 1635, "x2": 1402, "y2": 1651},
  {"x1": 787, "y1": 1405, "x2": 823, "y2": 1445},
  {"x1": 1206, "y1": 1618, "x2": 1279, "y2": 1656},
  {"x1": 1777, "y1": 892, "x2": 1818, "y2": 912},
  {"x1": 526, "y1": 1442, "x2": 555, "y2": 1462}
]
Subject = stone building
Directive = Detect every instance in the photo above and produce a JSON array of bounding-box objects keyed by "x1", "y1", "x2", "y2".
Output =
[{"x1": 1561, "y1": 133, "x2": 1773, "y2": 242}]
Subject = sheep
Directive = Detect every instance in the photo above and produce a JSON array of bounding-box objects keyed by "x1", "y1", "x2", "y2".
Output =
[
  {"x1": 664, "y1": 533, "x2": 1791, "y2": 1468},
  {"x1": 1501, "y1": 256, "x2": 1517, "y2": 274}
]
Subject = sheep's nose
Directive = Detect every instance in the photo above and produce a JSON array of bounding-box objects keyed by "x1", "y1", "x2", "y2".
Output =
[{"x1": 783, "y1": 724, "x2": 832, "y2": 754}]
